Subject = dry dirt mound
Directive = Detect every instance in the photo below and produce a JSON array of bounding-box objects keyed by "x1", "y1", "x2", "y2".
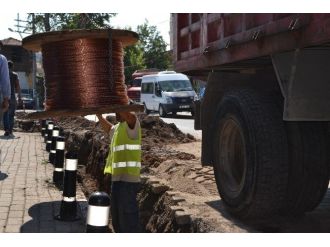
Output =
[{"x1": 51, "y1": 114, "x2": 196, "y2": 194}]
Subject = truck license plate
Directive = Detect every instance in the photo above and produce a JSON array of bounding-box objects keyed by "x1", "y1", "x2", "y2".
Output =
[{"x1": 179, "y1": 105, "x2": 190, "y2": 109}]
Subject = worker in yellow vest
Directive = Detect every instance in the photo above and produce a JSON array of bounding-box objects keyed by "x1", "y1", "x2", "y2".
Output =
[{"x1": 97, "y1": 112, "x2": 141, "y2": 233}]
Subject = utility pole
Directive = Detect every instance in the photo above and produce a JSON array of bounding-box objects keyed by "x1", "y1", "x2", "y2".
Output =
[{"x1": 31, "y1": 13, "x2": 38, "y2": 110}]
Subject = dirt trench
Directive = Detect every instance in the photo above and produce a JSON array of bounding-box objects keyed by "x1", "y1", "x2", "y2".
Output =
[{"x1": 44, "y1": 114, "x2": 211, "y2": 232}]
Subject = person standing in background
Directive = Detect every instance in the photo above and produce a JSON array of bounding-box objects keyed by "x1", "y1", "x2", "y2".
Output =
[
  {"x1": 3, "y1": 60, "x2": 21, "y2": 137},
  {"x1": 0, "y1": 41, "x2": 11, "y2": 129}
]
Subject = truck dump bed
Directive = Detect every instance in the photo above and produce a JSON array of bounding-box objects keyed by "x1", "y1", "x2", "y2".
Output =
[{"x1": 172, "y1": 14, "x2": 330, "y2": 75}]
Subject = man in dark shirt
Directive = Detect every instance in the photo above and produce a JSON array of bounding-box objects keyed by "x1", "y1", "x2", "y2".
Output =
[{"x1": 3, "y1": 60, "x2": 21, "y2": 137}]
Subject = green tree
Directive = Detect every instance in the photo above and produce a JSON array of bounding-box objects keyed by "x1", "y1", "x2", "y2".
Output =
[
  {"x1": 137, "y1": 20, "x2": 170, "y2": 70},
  {"x1": 124, "y1": 45, "x2": 145, "y2": 83},
  {"x1": 123, "y1": 20, "x2": 171, "y2": 84},
  {"x1": 25, "y1": 13, "x2": 117, "y2": 32}
]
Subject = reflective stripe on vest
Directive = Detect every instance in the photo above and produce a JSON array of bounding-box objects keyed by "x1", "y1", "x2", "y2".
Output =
[
  {"x1": 113, "y1": 144, "x2": 141, "y2": 152},
  {"x1": 104, "y1": 121, "x2": 141, "y2": 177},
  {"x1": 112, "y1": 161, "x2": 141, "y2": 168}
]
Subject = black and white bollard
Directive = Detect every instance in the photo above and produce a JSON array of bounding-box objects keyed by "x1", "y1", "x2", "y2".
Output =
[
  {"x1": 41, "y1": 120, "x2": 47, "y2": 136},
  {"x1": 55, "y1": 152, "x2": 80, "y2": 221},
  {"x1": 46, "y1": 124, "x2": 56, "y2": 152},
  {"x1": 45, "y1": 121, "x2": 54, "y2": 149},
  {"x1": 49, "y1": 126, "x2": 60, "y2": 164},
  {"x1": 53, "y1": 136, "x2": 65, "y2": 185},
  {"x1": 44, "y1": 121, "x2": 53, "y2": 144},
  {"x1": 86, "y1": 192, "x2": 110, "y2": 233}
]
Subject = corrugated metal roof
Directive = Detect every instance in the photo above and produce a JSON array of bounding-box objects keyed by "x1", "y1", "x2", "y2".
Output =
[{"x1": 0, "y1": 37, "x2": 22, "y2": 46}]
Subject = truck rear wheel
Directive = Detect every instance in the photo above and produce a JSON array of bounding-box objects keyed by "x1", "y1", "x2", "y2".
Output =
[
  {"x1": 213, "y1": 90, "x2": 288, "y2": 218},
  {"x1": 283, "y1": 122, "x2": 330, "y2": 215}
]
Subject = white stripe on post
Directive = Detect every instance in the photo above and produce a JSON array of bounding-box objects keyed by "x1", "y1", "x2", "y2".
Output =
[
  {"x1": 87, "y1": 205, "x2": 110, "y2": 226},
  {"x1": 66, "y1": 159, "x2": 78, "y2": 171},
  {"x1": 55, "y1": 168, "x2": 63, "y2": 172},
  {"x1": 50, "y1": 150, "x2": 56, "y2": 154},
  {"x1": 56, "y1": 141, "x2": 65, "y2": 150},
  {"x1": 52, "y1": 130, "x2": 59, "y2": 137},
  {"x1": 63, "y1": 196, "x2": 76, "y2": 202}
]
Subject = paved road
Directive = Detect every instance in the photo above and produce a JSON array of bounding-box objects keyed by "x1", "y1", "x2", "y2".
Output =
[{"x1": 0, "y1": 132, "x2": 87, "y2": 233}]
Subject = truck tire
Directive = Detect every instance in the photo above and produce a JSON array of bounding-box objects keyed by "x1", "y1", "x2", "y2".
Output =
[
  {"x1": 283, "y1": 122, "x2": 330, "y2": 215},
  {"x1": 213, "y1": 89, "x2": 288, "y2": 219},
  {"x1": 159, "y1": 104, "x2": 167, "y2": 117}
]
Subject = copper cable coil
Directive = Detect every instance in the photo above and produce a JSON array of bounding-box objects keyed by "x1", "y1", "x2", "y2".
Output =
[{"x1": 42, "y1": 38, "x2": 128, "y2": 110}]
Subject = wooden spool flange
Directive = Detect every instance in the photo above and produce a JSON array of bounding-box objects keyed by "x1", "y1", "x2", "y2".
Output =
[{"x1": 22, "y1": 28, "x2": 139, "y2": 52}]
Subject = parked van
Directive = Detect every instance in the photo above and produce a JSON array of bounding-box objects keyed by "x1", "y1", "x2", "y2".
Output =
[{"x1": 141, "y1": 71, "x2": 198, "y2": 117}]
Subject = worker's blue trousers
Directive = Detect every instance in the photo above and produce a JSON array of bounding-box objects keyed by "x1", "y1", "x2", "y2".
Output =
[{"x1": 111, "y1": 181, "x2": 140, "y2": 233}]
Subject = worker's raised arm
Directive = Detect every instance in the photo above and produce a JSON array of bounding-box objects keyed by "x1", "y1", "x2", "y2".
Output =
[{"x1": 96, "y1": 114, "x2": 113, "y2": 133}]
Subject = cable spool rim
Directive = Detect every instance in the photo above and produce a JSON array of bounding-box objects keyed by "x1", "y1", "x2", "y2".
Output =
[{"x1": 22, "y1": 28, "x2": 139, "y2": 52}]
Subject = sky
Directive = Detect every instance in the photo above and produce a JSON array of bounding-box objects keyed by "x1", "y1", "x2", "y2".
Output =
[{"x1": 1, "y1": 0, "x2": 330, "y2": 45}]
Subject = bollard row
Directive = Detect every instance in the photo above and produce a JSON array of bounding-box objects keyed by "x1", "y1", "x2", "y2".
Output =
[{"x1": 42, "y1": 119, "x2": 111, "y2": 232}]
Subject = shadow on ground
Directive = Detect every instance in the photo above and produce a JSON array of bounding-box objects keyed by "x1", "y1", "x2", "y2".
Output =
[
  {"x1": 0, "y1": 135, "x2": 20, "y2": 140},
  {"x1": 0, "y1": 172, "x2": 8, "y2": 181},
  {"x1": 20, "y1": 201, "x2": 87, "y2": 233},
  {"x1": 206, "y1": 189, "x2": 330, "y2": 233}
]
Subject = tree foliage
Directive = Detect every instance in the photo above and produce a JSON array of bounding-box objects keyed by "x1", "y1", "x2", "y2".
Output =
[
  {"x1": 137, "y1": 21, "x2": 170, "y2": 70},
  {"x1": 124, "y1": 20, "x2": 171, "y2": 83},
  {"x1": 26, "y1": 13, "x2": 116, "y2": 32}
]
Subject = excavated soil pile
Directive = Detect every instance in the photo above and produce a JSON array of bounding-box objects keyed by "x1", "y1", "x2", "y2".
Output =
[
  {"x1": 53, "y1": 114, "x2": 203, "y2": 232},
  {"x1": 53, "y1": 114, "x2": 196, "y2": 196}
]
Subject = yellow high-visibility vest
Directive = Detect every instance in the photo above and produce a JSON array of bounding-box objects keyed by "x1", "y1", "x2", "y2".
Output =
[{"x1": 104, "y1": 121, "x2": 141, "y2": 182}]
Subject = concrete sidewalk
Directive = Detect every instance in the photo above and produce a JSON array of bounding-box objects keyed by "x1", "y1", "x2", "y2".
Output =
[{"x1": 0, "y1": 132, "x2": 88, "y2": 233}]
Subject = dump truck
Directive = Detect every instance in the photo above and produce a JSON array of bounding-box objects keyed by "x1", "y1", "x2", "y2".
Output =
[{"x1": 171, "y1": 13, "x2": 330, "y2": 219}]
